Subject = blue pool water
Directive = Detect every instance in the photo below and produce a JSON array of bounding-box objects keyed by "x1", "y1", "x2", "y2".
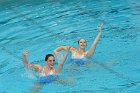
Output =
[{"x1": 0, "y1": 0, "x2": 140, "y2": 93}]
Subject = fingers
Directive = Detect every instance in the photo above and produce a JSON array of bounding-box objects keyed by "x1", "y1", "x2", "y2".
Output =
[
  {"x1": 68, "y1": 46, "x2": 71, "y2": 51},
  {"x1": 54, "y1": 52, "x2": 59, "y2": 59},
  {"x1": 98, "y1": 23, "x2": 103, "y2": 32},
  {"x1": 100, "y1": 23, "x2": 103, "y2": 27},
  {"x1": 23, "y1": 50, "x2": 28, "y2": 56},
  {"x1": 98, "y1": 23, "x2": 103, "y2": 28},
  {"x1": 66, "y1": 47, "x2": 71, "y2": 53}
]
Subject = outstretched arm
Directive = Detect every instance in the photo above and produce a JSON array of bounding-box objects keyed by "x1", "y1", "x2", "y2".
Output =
[
  {"x1": 86, "y1": 23, "x2": 103, "y2": 57},
  {"x1": 54, "y1": 46, "x2": 73, "y2": 58},
  {"x1": 56, "y1": 47, "x2": 70, "y2": 73},
  {"x1": 22, "y1": 51, "x2": 42, "y2": 72}
]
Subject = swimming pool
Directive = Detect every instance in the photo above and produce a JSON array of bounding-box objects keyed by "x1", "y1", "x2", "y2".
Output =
[{"x1": 0, "y1": 0, "x2": 140, "y2": 93}]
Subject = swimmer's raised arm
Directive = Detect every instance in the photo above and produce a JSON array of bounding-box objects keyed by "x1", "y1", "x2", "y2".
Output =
[
  {"x1": 86, "y1": 23, "x2": 103, "y2": 57},
  {"x1": 54, "y1": 46, "x2": 73, "y2": 58},
  {"x1": 22, "y1": 51, "x2": 42, "y2": 72},
  {"x1": 54, "y1": 46, "x2": 69, "y2": 52},
  {"x1": 56, "y1": 47, "x2": 70, "y2": 73}
]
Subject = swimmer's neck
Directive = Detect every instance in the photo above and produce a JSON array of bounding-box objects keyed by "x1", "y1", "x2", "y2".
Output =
[
  {"x1": 45, "y1": 65, "x2": 53, "y2": 71},
  {"x1": 77, "y1": 48, "x2": 85, "y2": 53}
]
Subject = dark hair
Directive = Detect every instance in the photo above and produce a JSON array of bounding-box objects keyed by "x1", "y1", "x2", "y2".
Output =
[
  {"x1": 78, "y1": 40, "x2": 80, "y2": 44},
  {"x1": 78, "y1": 38, "x2": 86, "y2": 44},
  {"x1": 45, "y1": 54, "x2": 54, "y2": 61}
]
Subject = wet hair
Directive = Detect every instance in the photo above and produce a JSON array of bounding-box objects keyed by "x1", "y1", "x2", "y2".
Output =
[
  {"x1": 45, "y1": 54, "x2": 54, "y2": 61},
  {"x1": 78, "y1": 38, "x2": 86, "y2": 44}
]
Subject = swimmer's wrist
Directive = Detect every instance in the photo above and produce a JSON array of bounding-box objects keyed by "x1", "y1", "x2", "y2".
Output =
[{"x1": 22, "y1": 54, "x2": 26, "y2": 56}]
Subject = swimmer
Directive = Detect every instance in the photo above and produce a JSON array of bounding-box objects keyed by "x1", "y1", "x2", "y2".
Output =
[
  {"x1": 22, "y1": 48, "x2": 70, "y2": 92},
  {"x1": 22, "y1": 50, "x2": 69, "y2": 76},
  {"x1": 54, "y1": 23, "x2": 103, "y2": 65}
]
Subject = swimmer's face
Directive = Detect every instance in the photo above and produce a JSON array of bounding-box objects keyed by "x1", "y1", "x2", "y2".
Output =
[
  {"x1": 46, "y1": 56, "x2": 55, "y2": 68},
  {"x1": 78, "y1": 39, "x2": 87, "y2": 49}
]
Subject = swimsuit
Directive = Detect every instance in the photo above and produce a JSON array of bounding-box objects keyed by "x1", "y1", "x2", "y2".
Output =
[
  {"x1": 70, "y1": 58, "x2": 86, "y2": 65},
  {"x1": 71, "y1": 51, "x2": 85, "y2": 59},
  {"x1": 39, "y1": 68, "x2": 55, "y2": 76},
  {"x1": 39, "y1": 68, "x2": 57, "y2": 84},
  {"x1": 39, "y1": 75, "x2": 57, "y2": 84},
  {"x1": 70, "y1": 52, "x2": 86, "y2": 65}
]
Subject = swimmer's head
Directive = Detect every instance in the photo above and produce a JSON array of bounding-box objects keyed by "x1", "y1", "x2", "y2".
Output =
[
  {"x1": 78, "y1": 38, "x2": 87, "y2": 49},
  {"x1": 45, "y1": 54, "x2": 55, "y2": 68}
]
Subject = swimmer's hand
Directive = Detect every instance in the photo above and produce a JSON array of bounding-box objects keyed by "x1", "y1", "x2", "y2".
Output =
[
  {"x1": 54, "y1": 51, "x2": 63, "y2": 60},
  {"x1": 67, "y1": 46, "x2": 71, "y2": 51},
  {"x1": 54, "y1": 46, "x2": 71, "y2": 60},
  {"x1": 54, "y1": 50, "x2": 59, "y2": 59},
  {"x1": 98, "y1": 23, "x2": 103, "y2": 32},
  {"x1": 23, "y1": 50, "x2": 29, "y2": 56},
  {"x1": 22, "y1": 50, "x2": 30, "y2": 67}
]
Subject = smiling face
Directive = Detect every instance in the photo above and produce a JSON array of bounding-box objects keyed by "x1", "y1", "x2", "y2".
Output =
[
  {"x1": 78, "y1": 38, "x2": 87, "y2": 49},
  {"x1": 45, "y1": 54, "x2": 55, "y2": 69},
  {"x1": 46, "y1": 56, "x2": 55, "y2": 68}
]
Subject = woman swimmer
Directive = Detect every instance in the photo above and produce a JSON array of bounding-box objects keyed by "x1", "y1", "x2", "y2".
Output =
[
  {"x1": 22, "y1": 50, "x2": 69, "y2": 76},
  {"x1": 22, "y1": 48, "x2": 70, "y2": 92},
  {"x1": 54, "y1": 23, "x2": 103, "y2": 65}
]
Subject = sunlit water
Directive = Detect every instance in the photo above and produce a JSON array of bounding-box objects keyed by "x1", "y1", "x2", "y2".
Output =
[{"x1": 0, "y1": 0, "x2": 140, "y2": 93}]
